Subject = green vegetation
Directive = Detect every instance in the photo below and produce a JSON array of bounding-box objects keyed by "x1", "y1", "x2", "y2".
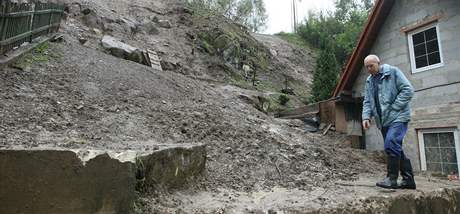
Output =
[
  {"x1": 278, "y1": 94, "x2": 290, "y2": 106},
  {"x1": 13, "y1": 42, "x2": 60, "y2": 70},
  {"x1": 310, "y1": 40, "x2": 339, "y2": 102},
  {"x1": 257, "y1": 93, "x2": 294, "y2": 114},
  {"x1": 295, "y1": 0, "x2": 373, "y2": 101},
  {"x1": 187, "y1": 0, "x2": 268, "y2": 32},
  {"x1": 275, "y1": 32, "x2": 313, "y2": 51}
]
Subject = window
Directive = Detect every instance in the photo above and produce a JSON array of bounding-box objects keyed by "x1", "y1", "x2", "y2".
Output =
[
  {"x1": 408, "y1": 24, "x2": 444, "y2": 73},
  {"x1": 418, "y1": 128, "x2": 460, "y2": 176}
]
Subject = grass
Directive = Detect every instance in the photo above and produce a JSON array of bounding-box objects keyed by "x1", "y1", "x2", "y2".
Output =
[
  {"x1": 12, "y1": 41, "x2": 60, "y2": 70},
  {"x1": 275, "y1": 32, "x2": 313, "y2": 51}
]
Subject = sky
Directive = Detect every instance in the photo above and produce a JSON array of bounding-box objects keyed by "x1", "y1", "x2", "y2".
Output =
[{"x1": 262, "y1": 0, "x2": 335, "y2": 34}]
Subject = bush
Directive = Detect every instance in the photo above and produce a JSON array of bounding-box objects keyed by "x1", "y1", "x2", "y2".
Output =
[{"x1": 278, "y1": 94, "x2": 290, "y2": 106}]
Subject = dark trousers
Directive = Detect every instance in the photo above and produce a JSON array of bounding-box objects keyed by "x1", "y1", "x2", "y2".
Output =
[{"x1": 381, "y1": 122, "x2": 408, "y2": 159}]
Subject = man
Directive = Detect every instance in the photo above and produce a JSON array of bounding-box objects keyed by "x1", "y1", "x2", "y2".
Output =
[{"x1": 362, "y1": 55, "x2": 416, "y2": 189}]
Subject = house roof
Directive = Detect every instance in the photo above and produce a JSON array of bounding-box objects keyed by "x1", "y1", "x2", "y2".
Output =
[{"x1": 332, "y1": 0, "x2": 396, "y2": 97}]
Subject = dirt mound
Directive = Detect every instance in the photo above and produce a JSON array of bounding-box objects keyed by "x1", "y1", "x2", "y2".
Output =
[{"x1": 0, "y1": 0, "x2": 397, "y2": 213}]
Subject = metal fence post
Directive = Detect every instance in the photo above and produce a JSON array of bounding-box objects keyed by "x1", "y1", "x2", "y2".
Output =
[
  {"x1": 0, "y1": 2, "x2": 9, "y2": 54},
  {"x1": 47, "y1": 3, "x2": 53, "y2": 34},
  {"x1": 28, "y1": 2, "x2": 35, "y2": 42}
]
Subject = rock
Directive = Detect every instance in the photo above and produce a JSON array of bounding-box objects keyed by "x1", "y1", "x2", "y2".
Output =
[
  {"x1": 242, "y1": 64, "x2": 252, "y2": 73},
  {"x1": 101, "y1": 35, "x2": 137, "y2": 58},
  {"x1": 82, "y1": 11, "x2": 104, "y2": 30},
  {"x1": 160, "y1": 60, "x2": 177, "y2": 71},
  {"x1": 81, "y1": 7, "x2": 92, "y2": 15},
  {"x1": 67, "y1": 3, "x2": 81, "y2": 16},
  {"x1": 116, "y1": 18, "x2": 141, "y2": 35},
  {"x1": 158, "y1": 20, "x2": 172, "y2": 28},
  {"x1": 224, "y1": 147, "x2": 232, "y2": 153},
  {"x1": 269, "y1": 48, "x2": 278, "y2": 56},
  {"x1": 127, "y1": 49, "x2": 147, "y2": 65},
  {"x1": 140, "y1": 22, "x2": 159, "y2": 35},
  {"x1": 78, "y1": 37, "x2": 88, "y2": 45},
  {"x1": 178, "y1": 15, "x2": 193, "y2": 26},
  {"x1": 101, "y1": 36, "x2": 151, "y2": 66},
  {"x1": 214, "y1": 34, "x2": 231, "y2": 50},
  {"x1": 150, "y1": 16, "x2": 159, "y2": 23}
]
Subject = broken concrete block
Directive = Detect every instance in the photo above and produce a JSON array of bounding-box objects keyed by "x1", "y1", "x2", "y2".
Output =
[
  {"x1": 0, "y1": 149, "x2": 136, "y2": 214},
  {"x1": 0, "y1": 144, "x2": 206, "y2": 213}
]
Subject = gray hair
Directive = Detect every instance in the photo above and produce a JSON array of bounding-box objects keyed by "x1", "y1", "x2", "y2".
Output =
[{"x1": 364, "y1": 54, "x2": 380, "y2": 63}]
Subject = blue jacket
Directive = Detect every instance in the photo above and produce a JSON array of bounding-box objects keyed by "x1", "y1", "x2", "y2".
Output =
[{"x1": 362, "y1": 64, "x2": 414, "y2": 129}]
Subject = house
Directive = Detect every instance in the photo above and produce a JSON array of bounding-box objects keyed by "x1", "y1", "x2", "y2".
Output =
[{"x1": 333, "y1": 0, "x2": 460, "y2": 175}]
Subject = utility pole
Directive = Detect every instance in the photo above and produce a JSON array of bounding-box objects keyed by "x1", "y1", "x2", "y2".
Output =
[{"x1": 292, "y1": 0, "x2": 302, "y2": 33}]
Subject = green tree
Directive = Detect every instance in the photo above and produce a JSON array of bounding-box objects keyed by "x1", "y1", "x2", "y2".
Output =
[
  {"x1": 187, "y1": 0, "x2": 268, "y2": 32},
  {"x1": 310, "y1": 40, "x2": 339, "y2": 102}
]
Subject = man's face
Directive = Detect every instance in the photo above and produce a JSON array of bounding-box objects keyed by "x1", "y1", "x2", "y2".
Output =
[{"x1": 364, "y1": 60, "x2": 380, "y2": 75}]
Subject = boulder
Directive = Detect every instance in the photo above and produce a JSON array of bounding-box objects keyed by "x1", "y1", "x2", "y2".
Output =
[{"x1": 101, "y1": 35, "x2": 137, "y2": 58}]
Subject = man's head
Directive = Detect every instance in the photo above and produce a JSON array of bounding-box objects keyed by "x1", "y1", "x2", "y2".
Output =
[{"x1": 364, "y1": 54, "x2": 380, "y2": 75}]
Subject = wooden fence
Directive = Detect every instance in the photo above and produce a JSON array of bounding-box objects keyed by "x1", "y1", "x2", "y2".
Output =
[{"x1": 0, "y1": 1, "x2": 64, "y2": 55}]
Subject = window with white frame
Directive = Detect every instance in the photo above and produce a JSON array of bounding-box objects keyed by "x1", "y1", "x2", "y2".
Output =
[
  {"x1": 418, "y1": 128, "x2": 460, "y2": 176},
  {"x1": 408, "y1": 23, "x2": 444, "y2": 73}
]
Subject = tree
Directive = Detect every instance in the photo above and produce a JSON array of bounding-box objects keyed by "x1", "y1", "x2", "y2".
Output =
[
  {"x1": 310, "y1": 40, "x2": 339, "y2": 102},
  {"x1": 187, "y1": 0, "x2": 268, "y2": 32}
]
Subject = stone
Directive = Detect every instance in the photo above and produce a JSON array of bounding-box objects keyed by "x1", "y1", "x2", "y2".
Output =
[
  {"x1": 158, "y1": 20, "x2": 172, "y2": 28},
  {"x1": 67, "y1": 3, "x2": 81, "y2": 16},
  {"x1": 101, "y1": 35, "x2": 137, "y2": 58},
  {"x1": 101, "y1": 36, "x2": 153, "y2": 66},
  {"x1": 242, "y1": 64, "x2": 252, "y2": 73},
  {"x1": 81, "y1": 11, "x2": 104, "y2": 30},
  {"x1": 140, "y1": 22, "x2": 160, "y2": 35},
  {"x1": 78, "y1": 37, "x2": 88, "y2": 45},
  {"x1": 160, "y1": 60, "x2": 177, "y2": 71},
  {"x1": 116, "y1": 18, "x2": 141, "y2": 35},
  {"x1": 81, "y1": 7, "x2": 92, "y2": 15}
]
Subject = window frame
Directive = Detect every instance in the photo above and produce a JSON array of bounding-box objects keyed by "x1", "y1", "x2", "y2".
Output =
[
  {"x1": 418, "y1": 128, "x2": 460, "y2": 174},
  {"x1": 407, "y1": 23, "x2": 444, "y2": 74}
]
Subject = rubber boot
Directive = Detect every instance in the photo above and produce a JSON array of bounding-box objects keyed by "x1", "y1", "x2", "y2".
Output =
[
  {"x1": 376, "y1": 156, "x2": 400, "y2": 189},
  {"x1": 399, "y1": 158, "x2": 416, "y2": 189}
]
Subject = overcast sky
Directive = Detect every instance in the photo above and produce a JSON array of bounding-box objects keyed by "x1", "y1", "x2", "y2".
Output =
[{"x1": 263, "y1": 0, "x2": 335, "y2": 34}]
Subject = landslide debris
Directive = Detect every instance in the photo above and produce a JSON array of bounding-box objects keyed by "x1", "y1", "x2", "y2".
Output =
[{"x1": 0, "y1": 0, "x2": 395, "y2": 213}]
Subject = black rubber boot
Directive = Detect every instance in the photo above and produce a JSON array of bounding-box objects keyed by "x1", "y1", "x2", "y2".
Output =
[
  {"x1": 399, "y1": 158, "x2": 416, "y2": 189},
  {"x1": 376, "y1": 156, "x2": 400, "y2": 189}
]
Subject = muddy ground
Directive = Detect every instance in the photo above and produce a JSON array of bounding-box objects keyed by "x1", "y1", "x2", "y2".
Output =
[{"x1": 1, "y1": 0, "x2": 460, "y2": 213}]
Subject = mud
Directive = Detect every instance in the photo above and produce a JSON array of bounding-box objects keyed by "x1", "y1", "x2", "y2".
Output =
[{"x1": 1, "y1": 0, "x2": 459, "y2": 213}]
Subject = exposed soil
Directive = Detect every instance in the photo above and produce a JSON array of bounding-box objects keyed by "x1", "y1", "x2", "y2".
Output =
[{"x1": 2, "y1": 0, "x2": 460, "y2": 213}]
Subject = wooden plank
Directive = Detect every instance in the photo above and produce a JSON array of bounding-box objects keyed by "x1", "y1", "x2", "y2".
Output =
[{"x1": 322, "y1": 124, "x2": 333, "y2": 136}]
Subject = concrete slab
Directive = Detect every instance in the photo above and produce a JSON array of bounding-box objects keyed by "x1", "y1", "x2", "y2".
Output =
[{"x1": 0, "y1": 144, "x2": 206, "y2": 214}]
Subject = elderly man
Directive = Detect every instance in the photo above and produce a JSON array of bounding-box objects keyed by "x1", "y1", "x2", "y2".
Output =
[{"x1": 362, "y1": 55, "x2": 416, "y2": 189}]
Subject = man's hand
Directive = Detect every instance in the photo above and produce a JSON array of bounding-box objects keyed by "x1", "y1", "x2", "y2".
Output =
[{"x1": 362, "y1": 119, "x2": 371, "y2": 130}]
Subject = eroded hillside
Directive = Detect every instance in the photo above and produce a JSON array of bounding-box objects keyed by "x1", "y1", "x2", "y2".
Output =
[{"x1": 2, "y1": 0, "x2": 459, "y2": 213}]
